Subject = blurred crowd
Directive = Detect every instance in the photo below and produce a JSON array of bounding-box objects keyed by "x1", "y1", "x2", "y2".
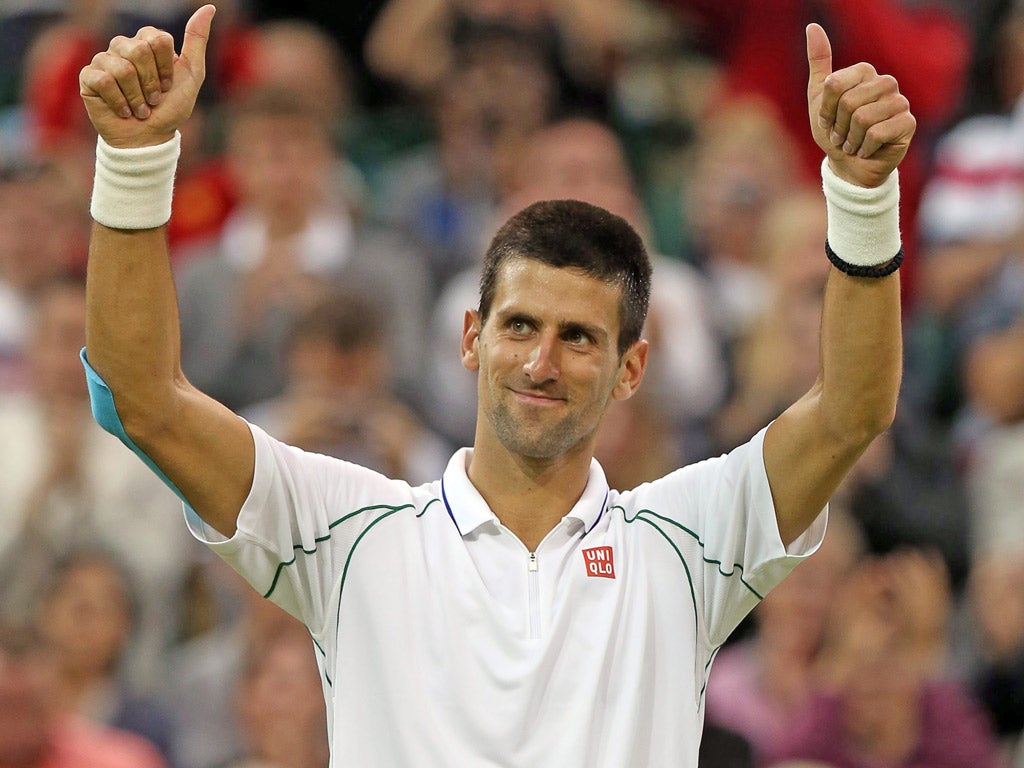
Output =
[{"x1": 2, "y1": 1, "x2": 1024, "y2": 767}]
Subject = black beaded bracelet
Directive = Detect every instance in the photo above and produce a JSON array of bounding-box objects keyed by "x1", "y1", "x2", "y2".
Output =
[{"x1": 825, "y1": 239, "x2": 904, "y2": 278}]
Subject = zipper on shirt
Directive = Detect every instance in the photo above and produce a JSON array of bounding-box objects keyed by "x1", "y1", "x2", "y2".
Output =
[{"x1": 527, "y1": 552, "x2": 540, "y2": 639}]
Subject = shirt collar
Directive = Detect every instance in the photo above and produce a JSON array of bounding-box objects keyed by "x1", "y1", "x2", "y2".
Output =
[{"x1": 440, "y1": 448, "x2": 611, "y2": 538}]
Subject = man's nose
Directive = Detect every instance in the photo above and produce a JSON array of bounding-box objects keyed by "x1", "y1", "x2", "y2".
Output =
[{"x1": 524, "y1": 334, "x2": 560, "y2": 383}]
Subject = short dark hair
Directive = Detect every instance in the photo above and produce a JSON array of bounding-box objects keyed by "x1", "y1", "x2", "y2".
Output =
[{"x1": 478, "y1": 199, "x2": 652, "y2": 356}]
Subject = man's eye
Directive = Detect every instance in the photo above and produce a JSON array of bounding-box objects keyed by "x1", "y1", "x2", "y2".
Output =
[
  {"x1": 566, "y1": 330, "x2": 589, "y2": 345},
  {"x1": 510, "y1": 320, "x2": 530, "y2": 334}
]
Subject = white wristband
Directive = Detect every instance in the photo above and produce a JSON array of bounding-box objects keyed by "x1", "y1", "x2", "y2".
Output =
[
  {"x1": 91, "y1": 132, "x2": 181, "y2": 230},
  {"x1": 821, "y1": 158, "x2": 900, "y2": 266}
]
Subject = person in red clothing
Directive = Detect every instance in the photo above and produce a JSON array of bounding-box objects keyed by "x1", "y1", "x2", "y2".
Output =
[
  {"x1": 662, "y1": 0, "x2": 970, "y2": 306},
  {"x1": 0, "y1": 624, "x2": 167, "y2": 768}
]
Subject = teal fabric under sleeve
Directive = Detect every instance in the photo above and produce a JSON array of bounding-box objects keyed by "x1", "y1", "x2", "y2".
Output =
[{"x1": 80, "y1": 347, "x2": 190, "y2": 505}]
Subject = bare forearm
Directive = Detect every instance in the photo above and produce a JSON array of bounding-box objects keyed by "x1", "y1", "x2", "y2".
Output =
[
  {"x1": 818, "y1": 267, "x2": 902, "y2": 444},
  {"x1": 85, "y1": 223, "x2": 183, "y2": 430},
  {"x1": 766, "y1": 268, "x2": 901, "y2": 545}
]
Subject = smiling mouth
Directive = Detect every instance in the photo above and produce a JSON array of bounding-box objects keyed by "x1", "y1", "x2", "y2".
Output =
[{"x1": 510, "y1": 388, "x2": 566, "y2": 404}]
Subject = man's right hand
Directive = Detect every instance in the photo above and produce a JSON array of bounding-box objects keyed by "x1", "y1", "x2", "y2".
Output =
[{"x1": 79, "y1": 4, "x2": 215, "y2": 149}]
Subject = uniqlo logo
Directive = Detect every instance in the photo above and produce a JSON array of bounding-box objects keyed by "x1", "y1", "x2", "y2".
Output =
[{"x1": 582, "y1": 546, "x2": 615, "y2": 579}]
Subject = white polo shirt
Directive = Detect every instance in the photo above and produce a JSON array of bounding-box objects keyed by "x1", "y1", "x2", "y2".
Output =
[{"x1": 186, "y1": 422, "x2": 825, "y2": 768}]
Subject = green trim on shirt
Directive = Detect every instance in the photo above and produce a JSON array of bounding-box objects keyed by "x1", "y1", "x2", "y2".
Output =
[
  {"x1": 625, "y1": 511, "x2": 699, "y2": 640},
  {"x1": 332, "y1": 498, "x2": 442, "y2": 642},
  {"x1": 262, "y1": 503, "x2": 416, "y2": 599},
  {"x1": 625, "y1": 506, "x2": 763, "y2": 600}
]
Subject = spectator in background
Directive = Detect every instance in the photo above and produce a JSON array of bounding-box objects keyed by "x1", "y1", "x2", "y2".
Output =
[
  {"x1": 0, "y1": 279, "x2": 196, "y2": 693},
  {"x1": 710, "y1": 187, "x2": 829, "y2": 452},
  {"x1": 243, "y1": 288, "x2": 450, "y2": 484},
  {"x1": 908, "y1": 5, "x2": 1024, "y2": 585},
  {"x1": 683, "y1": 96, "x2": 800, "y2": 348},
  {"x1": 225, "y1": 624, "x2": 329, "y2": 768},
  {"x1": 0, "y1": 623, "x2": 168, "y2": 768},
  {"x1": 370, "y1": 26, "x2": 557, "y2": 294},
  {"x1": 938, "y1": 63, "x2": 1024, "y2": 729},
  {"x1": 240, "y1": 18, "x2": 353, "y2": 128},
  {"x1": 168, "y1": 14, "x2": 364, "y2": 257},
  {"x1": 915, "y1": 6, "x2": 1024, "y2": 318},
  {"x1": 592, "y1": 386, "x2": 685, "y2": 492},
  {"x1": 908, "y1": 7, "x2": 1024, "y2": 448},
  {"x1": 962, "y1": 318, "x2": 1024, "y2": 566},
  {"x1": 247, "y1": 19, "x2": 366, "y2": 217},
  {"x1": 35, "y1": 550, "x2": 178, "y2": 767},
  {"x1": 163, "y1": 556, "x2": 305, "y2": 768},
  {"x1": 428, "y1": 116, "x2": 726, "y2": 451},
  {"x1": 174, "y1": 86, "x2": 430, "y2": 413},
  {"x1": 967, "y1": 552, "x2": 1024, "y2": 764},
  {"x1": 0, "y1": 161, "x2": 86, "y2": 393},
  {"x1": 19, "y1": 2, "x2": 111, "y2": 160},
  {"x1": 364, "y1": 0, "x2": 627, "y2": 114},
  {"x1": 771, "y1": 549, "x2": 1001, "y2": 768}
]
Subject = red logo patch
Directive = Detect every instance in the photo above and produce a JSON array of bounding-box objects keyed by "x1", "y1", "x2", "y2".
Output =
[{"x1": 582, "y1": 546, "x2": 616, "y2": 579}]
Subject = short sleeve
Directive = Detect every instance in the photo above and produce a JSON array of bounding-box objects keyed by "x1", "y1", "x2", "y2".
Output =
[
  {"x1": 624, "y1": 427, "x2": 826, "y2": 646},
  {"x1": 185, "y1": 422, "x2": 418, "y2": 634}
]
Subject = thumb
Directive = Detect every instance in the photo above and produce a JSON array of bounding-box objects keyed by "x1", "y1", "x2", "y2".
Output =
[
  {"x1": 806, "y1": 23, "x2": 832, "y2": 98},
  {"x1": 181, "y1": 4, "x2": 216, "y2": 72}
]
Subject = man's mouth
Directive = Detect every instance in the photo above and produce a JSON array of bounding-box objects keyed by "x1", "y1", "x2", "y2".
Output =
[{"x1": 510, "y1": 388, "x2": 565, "y2": 405}]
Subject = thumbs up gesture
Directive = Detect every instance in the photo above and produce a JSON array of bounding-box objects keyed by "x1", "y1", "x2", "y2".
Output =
[
  {"x1": 806, "y1": 23, "x2": 915, "y2": 188},
  {"x1": 79, "y1": 5, "x2": 216, "y2": 149}
]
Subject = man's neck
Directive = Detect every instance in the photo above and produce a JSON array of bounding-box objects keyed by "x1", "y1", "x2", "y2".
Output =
[{"x1": 466, "y1": 436, "x2": 594, "y2": 552}]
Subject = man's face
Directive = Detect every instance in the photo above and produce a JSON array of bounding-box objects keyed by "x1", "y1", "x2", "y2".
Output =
[{"x1": 463, "y1": 258, "x2": 645, "y2": 461}]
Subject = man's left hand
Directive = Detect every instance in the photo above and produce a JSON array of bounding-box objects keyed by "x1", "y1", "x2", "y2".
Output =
[{"x1": 806, "y1": 23, "x2": 916, "y2": 188}]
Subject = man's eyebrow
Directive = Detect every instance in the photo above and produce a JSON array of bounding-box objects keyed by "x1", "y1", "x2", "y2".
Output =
[
  {"x1": 494, "y1": 308, "x2": 538, "y2": 324},
  {"x1": 558, "y1": 320, "x2": 608, "y2": 342}
]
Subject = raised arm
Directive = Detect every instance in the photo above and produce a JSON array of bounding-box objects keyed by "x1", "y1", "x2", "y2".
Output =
[
  {"x1": 80, "y1": 5, "x2": 252, "y2": 537},
  {"x1": 764, "y1": 24, "x2": 914, "y2": 546}
]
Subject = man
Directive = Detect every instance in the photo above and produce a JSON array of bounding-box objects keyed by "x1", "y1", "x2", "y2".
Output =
[{"x1": 77, "y1": 6, "x2": 912, "y2": 767}]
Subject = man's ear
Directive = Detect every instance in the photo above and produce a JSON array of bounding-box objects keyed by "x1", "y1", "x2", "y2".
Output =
[
  {"x1": 461, "y1": 309, "x2": 481, "y2": 372},
  {"x1": 612, "y1": 339, "x2": 648, "y2": 401}
]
